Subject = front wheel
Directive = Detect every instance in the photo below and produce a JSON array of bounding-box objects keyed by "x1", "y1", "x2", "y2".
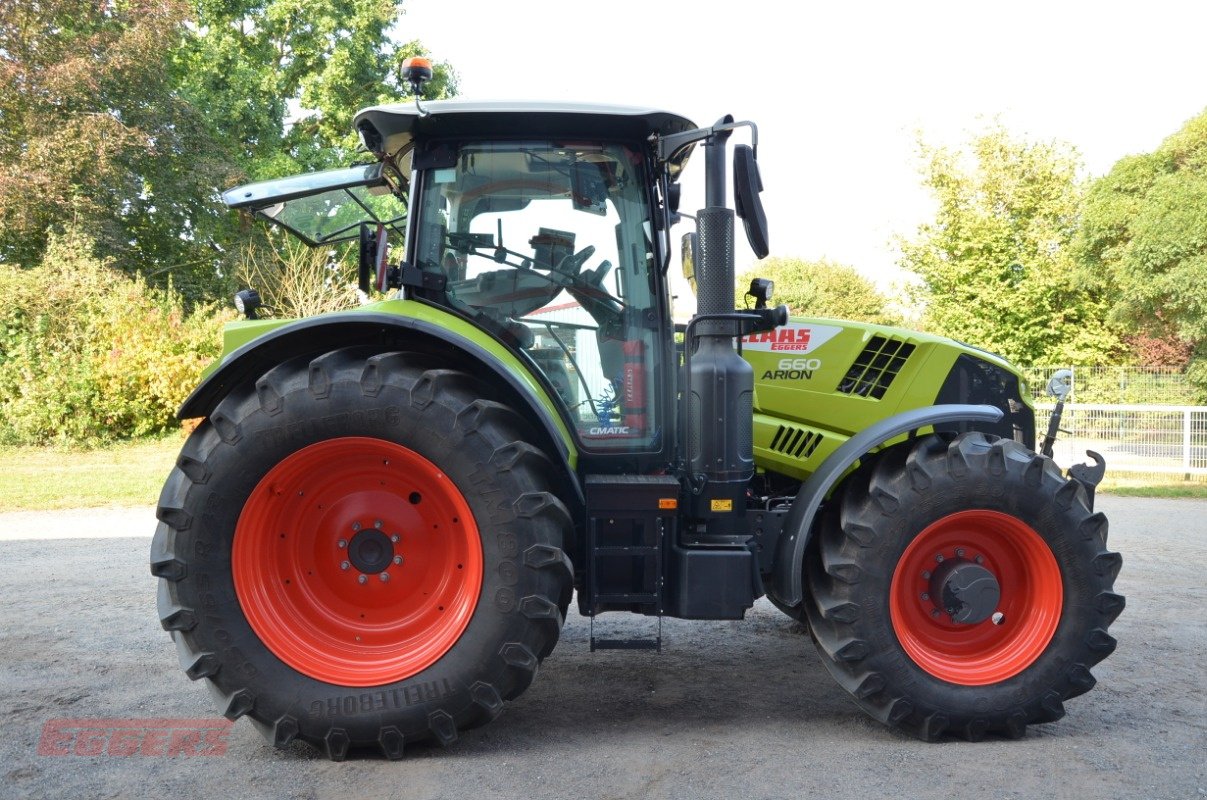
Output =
[
  {"x1": 151, "y1": 349, "x2": 573, "y2": 758},
  {"x1": 804, "y1": 432, "x2": 1124, "y2": 740}
]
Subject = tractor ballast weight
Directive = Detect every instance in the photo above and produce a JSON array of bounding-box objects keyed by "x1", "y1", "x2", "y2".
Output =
[{"x1": 153, "y1": 99, "x2": 1123, "y2": 757}]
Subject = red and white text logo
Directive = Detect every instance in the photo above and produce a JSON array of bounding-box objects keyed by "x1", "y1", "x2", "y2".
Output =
[
  {"x1": 740, "y1": 323, "x2": 843, "y2": 353},
  {"x1": 38, "y1": 719, "x2": 232, "y2": 757}
]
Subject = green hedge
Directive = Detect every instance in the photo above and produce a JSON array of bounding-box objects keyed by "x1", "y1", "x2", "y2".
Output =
[{"x1": 0, "y1": 228, "x2": 232, "y2": 445}]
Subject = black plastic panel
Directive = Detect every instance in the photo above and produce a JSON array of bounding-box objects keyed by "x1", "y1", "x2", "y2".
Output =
[{"x1": 934, "y1": 354, "x2": 1036, "y2": 448}]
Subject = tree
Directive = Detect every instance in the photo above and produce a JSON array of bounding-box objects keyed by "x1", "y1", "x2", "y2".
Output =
[
  {"x1": 1078, "y1": 108, "x2": 1207, "y2": 366},
  {"x1": 736, "y1": 257, "x2": 899, "y2": 325},
  {"x1": 179, "y1": 0, "x2": 458, "y2": 178},
  {"x1": 899, "y1": 126, "x2": 1124, "y2": 366},
  {"x1": 0, "y1": 0, "x2": 456, "y2": 300},
  {"x1": 233, "y1": 232, "x2": 361, "y2": 318},
  {"x1": 0, "y1": 0, "x2": 236, "y2": 293}
]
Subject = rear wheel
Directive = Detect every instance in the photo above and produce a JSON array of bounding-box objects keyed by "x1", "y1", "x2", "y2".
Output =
[
  {"x1": 152, "y1": 349, "x2": 573, "y2": 759},
  {"x1": 804, "y1": 432, "x2": 1124, "y2": 740}
]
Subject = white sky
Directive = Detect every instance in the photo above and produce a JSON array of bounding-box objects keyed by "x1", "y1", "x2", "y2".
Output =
[{"x1": 401, "y1": 0, "x2": 1206, "y2": 292}]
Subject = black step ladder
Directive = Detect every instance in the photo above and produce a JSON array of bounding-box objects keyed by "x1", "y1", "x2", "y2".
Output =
[{"x1": 583, "y1": 475, "x2": 680, "y2": 652}]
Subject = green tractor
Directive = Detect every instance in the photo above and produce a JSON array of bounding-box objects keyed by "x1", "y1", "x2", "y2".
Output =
[{"x1": 152, "y1": 75, "x2": 1123, "y2": 758}]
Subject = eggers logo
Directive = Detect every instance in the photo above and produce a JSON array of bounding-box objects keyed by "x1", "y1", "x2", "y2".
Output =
[
  {"x1": 740, "y1": 324, "x2": 842, "y2": 353},
  {"x1": 38, "y1": 719, "x2": 232, "y2": 757}
]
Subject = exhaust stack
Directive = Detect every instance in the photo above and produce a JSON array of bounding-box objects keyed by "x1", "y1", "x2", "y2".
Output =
[{"x1": 686, "y1": 120, "x2": 755, "y2": 536}]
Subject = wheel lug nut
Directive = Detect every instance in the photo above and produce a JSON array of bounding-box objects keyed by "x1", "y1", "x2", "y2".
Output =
[
  {"x1": 340, "y1": 561, "x2": 350, "y2": 570},
  {"x1": 374, "y1": 519, "x2": 383, "y2": 529},
  {"x1": 975, "y1": 555, "x2": 984, "y2": 564},
  {"x1": 935, "y1": 554, "x2": 944, "y2": 562},
  {"x1": 393, "y1": 555, "x2": 403, "y2": 565},
  {"x1": 920, "y1": 592, "x2": 929, "y2": 601},
  {"x1": 956, "y1": 548, "x2": 965, "y2": 557},
  {"x1": 337, "y1": 539, "x2": 347, "y2": 549},
  {"x1": 921, "y1": 570, "x2": 931, "y2": 580},
  {"x1": 380, "y1": 572, "x2": 390, "y2": 582},
  {"x1": 352, "y1": 522, "x2": 361, "y2": 532},
  {"x1": 930, "y1": 609, "x2": 941, "y2": 618},
  {"x1": 358, "y1": 574, "x2": 368, "y2": 584},
  {"x1": 390, "y1": 534, "x2": 399, "y2": 543}
]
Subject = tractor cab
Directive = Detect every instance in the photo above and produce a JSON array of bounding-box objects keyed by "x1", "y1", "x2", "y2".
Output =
[{"x1": 224, "y1": 100, "x2": 737, "y2": 469}]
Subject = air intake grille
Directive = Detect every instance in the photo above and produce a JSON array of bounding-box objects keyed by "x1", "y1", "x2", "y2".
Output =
[
  {"x1": 768, "y1": 424, "x2": 822, "y2": 460},
  {"x1": 837, "y1": 336, "x2": 916, "y2": 399}
]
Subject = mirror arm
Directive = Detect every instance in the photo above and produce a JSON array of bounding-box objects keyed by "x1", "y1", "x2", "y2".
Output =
[{"x1": 656, "y1": 119, "x2": 760, "y2": 165}]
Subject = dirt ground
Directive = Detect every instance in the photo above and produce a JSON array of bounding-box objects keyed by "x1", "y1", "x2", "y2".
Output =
[{"x1": 0, "y1": 495, "x2": 1203, "y2": 800}]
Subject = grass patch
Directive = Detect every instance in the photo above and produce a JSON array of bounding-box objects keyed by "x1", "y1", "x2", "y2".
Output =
[
  {"x1": 1099, "y1": 476, "x2": 1207, "y2": 499},
  {"x1": 0, "y1": 436, "x2": 183, "y2": 512}
]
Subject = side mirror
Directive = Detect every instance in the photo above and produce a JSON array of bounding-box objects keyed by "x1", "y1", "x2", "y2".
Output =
[
  {"x1": 359, "y1": 223, "x2": 390, "y2": 293},
  {"x1": 681, "y1": 232, "x2": 698, "y2": 294},
  {"x1": 664, "y1": 182, "x2": 683, "y2": 228},
  {"x1": 733, "y1": 144, "x2": 769, "y2": 258},
  {"x1": 668, "y1": 183, "x2": 681, "y2": 213},
  {"x1": 1046, "y1": 369, "x2": 1073, "y2": 402}
]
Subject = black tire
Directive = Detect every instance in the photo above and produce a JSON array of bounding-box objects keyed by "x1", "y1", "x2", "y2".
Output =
[
  {"x1": 804, "y1": 432, "x2": 1125, "y2": 741},
  {"x1": 151, "y1": 349, "x2": 573, "y2": 759}
]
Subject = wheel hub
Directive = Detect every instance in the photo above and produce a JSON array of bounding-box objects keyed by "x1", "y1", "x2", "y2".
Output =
[
  {"x1": 347, "y1": 528, "x2": 394, "y2": 575},
  {"x1": 929, "y1": 559, "x2": 1000, "y2": 624}
]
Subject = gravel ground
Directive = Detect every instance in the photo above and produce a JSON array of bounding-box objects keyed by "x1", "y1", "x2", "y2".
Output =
[{"x1": 0, "y1": 495, "x2": 1203, "y2": 800}]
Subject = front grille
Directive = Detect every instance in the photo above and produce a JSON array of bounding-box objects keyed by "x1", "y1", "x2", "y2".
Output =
[
  {"x1": 837, "y1": 335, "x2": 916, "y2": 399},
  {"x1": 768, "y1": 424, "x2": 822, "y2": 460}
]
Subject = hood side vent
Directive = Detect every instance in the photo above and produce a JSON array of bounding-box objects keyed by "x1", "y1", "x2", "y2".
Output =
[
  {"x1": 837, "y1": 336, "x2": 916, "y2": 399},
  {"x1": 768, "y1": 424, "x2": 822, "y2": 460}
]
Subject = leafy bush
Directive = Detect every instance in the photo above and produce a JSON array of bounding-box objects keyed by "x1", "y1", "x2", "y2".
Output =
[
  {"x1": 233, "y1": 233, "x2": 362, "y2": 319},
  {"x1": 0, "y1": 227, "x2": 232, "y2": 445}
]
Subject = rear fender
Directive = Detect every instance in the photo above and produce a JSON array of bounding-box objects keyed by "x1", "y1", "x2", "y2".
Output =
[
  {"x1": 179, "y1": 311, "x2": 581, "y2": 501},
  {"x1": 767, "y1": 404, "x2": 1005, "y2": 609}
]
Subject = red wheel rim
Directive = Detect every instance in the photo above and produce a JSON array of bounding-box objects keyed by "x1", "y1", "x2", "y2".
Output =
[
  {"x1": 233, "y1": 437, "x2": 483, "y2": 687},
  {"x1": 889, "y1": 510, "x2": 1062, "y2": 685}
]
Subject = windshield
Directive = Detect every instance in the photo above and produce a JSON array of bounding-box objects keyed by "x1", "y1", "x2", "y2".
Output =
[{"x1": 412, "y1": 141, "x2": 662, "y2": 450}]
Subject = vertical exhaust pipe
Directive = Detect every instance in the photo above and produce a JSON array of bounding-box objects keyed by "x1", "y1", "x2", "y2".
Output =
[{"x1": 687, "y1": 118, "x2": 755, "y2": 536}]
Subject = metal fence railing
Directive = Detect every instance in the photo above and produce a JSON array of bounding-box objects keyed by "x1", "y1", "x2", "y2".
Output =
[
  {"x1": 1022, "y1": 366, "x2": 1200, "y2": 406},
  {"x1": 1037, "y1": 403, "x2": 1207, "y2": 476}
]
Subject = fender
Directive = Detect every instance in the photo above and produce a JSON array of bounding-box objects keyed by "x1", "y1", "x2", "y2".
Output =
[
  {"x1": 768, "y1": 403, "x2": 1005, "y2": 608},
  {"x1": 178, "y1": 311, "x2": 581, "y2": 498}
]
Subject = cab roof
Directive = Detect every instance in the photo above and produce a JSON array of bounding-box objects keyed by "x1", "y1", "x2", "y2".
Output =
[{"x1": 353, "y1": 99, "x2": 699, "y2": 179}]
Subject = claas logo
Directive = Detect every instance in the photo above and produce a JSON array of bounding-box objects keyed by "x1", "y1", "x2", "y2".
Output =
[
  {"x1": 740, "y1": 324, "x2": 843, "y2": 354},
  {"x1": 742, "y1": 328, "x2": 812, "y2": 351}
]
